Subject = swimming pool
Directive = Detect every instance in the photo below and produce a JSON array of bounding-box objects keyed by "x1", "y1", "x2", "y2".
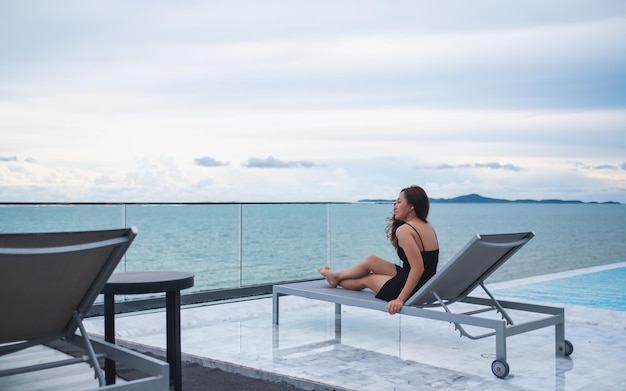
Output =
[{"x1": 493, "y1": 264, "x2": 626, "y2": 312}]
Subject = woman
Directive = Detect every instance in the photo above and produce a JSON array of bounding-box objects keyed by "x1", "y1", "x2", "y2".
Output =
[{"x1": 318, "y1": 185, "x2": 439, "y2": 315}]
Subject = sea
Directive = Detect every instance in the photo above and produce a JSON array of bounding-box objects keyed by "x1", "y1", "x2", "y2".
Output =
[{"x1": 1, "y1": 202, "x2": 625, "y2": 294}]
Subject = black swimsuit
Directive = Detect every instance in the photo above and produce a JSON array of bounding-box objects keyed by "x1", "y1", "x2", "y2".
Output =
[{"x1": 375, "y1": 223, "x2": 439, "y2": 302}]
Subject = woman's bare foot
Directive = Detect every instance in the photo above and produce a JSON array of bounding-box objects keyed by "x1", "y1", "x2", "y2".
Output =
[{"x1": 317, "y1": 266, "x2": 339, "y2": 288}]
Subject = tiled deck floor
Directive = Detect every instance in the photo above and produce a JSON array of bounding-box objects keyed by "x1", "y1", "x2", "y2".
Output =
[
  {"x1": 78, "y1": 273, "x2": 626, "y2": 391},
  {"x1": 2, "y1": 266, "x2": 625, "y2": 391}
]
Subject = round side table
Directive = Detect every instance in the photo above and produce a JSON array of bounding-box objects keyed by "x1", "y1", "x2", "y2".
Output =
[{"x1": 102, "y1": 271, "x2": 194, "y2": 391}]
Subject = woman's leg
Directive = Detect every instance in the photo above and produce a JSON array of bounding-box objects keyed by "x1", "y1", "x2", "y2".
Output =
[
  {"x1": 318, "y1": 255, "x2": 397, "y2": 290},
  {"x1": 338, "y1": 272, "x2": 394, "y2": 293}
]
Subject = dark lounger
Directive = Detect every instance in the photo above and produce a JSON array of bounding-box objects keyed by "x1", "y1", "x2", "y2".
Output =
[{"x1": 0, "y1": 227, "x2": 170, "y2": 390}]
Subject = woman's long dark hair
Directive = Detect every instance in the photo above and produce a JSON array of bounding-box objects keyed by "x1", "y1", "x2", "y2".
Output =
[{"x1": 385, "y1": 185, "x2": 430, "y2": 248}]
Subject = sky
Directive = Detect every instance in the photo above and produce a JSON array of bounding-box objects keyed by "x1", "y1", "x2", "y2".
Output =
[{"x1": 1, "y1": 1, "x2": 625, "y2": 203}]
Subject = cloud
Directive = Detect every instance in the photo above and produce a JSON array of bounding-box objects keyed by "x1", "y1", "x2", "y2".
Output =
[
  {"x1": 570, "y1": 161, "x2": 626, "y2": 171},
  {"x1": 475, "y1": 162, "x2": 522, "y2": 172},
  {"x1": 433, "y1": 163, "x2": 472, "y2": 170},
  {"x1": 241, "y1": 156, "x2": 319, "y2": 168},
  {"x1": 431, "y1": 162, "x2": 521, "y2": 171},
  {"x1": 0, "y1": 156, "x2": 35, "y2": 164},
  {"x1": 594, "y1": 164, "x2": 619, "y2": 170},
  {"x1": 194, "y1": 156, "x2": 229, "y2": 167}
]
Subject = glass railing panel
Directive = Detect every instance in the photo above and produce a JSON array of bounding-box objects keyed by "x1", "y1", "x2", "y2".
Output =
[
  {"x1": 239, "y1": 203, "x2": 328, "y2": 285},
  {"x1": 123, "y1": 204, "x2": 241, "y2": 293},
  {"x1": 328, "y1": 203, "x2": 396, "y2": 270},
  {"x1": 0, "y1": 204, "x2": 125, "y2": 234}
]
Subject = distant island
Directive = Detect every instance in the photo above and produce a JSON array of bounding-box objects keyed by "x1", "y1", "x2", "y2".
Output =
[{"x1": 359, "y1": 193, "x2": 620, "y2": 204}]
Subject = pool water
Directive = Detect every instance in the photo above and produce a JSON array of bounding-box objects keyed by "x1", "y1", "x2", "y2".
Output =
[{"x1": 494, "y1": 266, "x2": 626, "y2": 312}]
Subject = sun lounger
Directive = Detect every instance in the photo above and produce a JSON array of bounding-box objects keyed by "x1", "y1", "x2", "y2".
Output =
[
  {"x1": 272, "y1": 232, "x2": 573, "y2": 378},
  {"x1": 0, "y1": 227, "x2": 170, "y2": 390}
]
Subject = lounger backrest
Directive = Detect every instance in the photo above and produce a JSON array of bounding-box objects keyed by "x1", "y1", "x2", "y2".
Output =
[
  {"x1": 0, "y1": 227, "x2": 137, "y2": 344},
  {"x1": 406, "y1": 232, "x2": 534, "y2": 307}
]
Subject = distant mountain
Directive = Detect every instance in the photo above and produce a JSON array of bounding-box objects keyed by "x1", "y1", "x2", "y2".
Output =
[
  {"x1": 430, "y1": 194, "x2": 582, "y2": 204},
  {"x1": 358, "y1": 193, "x2": 620, "y2": 204}
]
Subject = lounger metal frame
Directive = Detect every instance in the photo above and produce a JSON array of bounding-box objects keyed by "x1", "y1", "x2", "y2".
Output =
[{"x1": 272, "y1": 232, "x2": 573, "y2": 378}]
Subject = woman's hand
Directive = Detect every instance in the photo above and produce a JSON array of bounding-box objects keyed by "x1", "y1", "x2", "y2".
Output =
[{"x1": 388, "y1": 299, "x2": 404, "y2": 315}]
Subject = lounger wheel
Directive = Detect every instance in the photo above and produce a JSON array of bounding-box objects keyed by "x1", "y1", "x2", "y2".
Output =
[
  {"x1": 563, "y1": 340, "x2": 574, "y2": 356},
  {"x1": 491, "y1": 359, "x2": 510, "y2": 378}
]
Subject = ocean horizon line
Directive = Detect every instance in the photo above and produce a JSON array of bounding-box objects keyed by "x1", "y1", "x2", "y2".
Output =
[{"x1": 0, "y1": 193, "x2": 621, "y2": 205}]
